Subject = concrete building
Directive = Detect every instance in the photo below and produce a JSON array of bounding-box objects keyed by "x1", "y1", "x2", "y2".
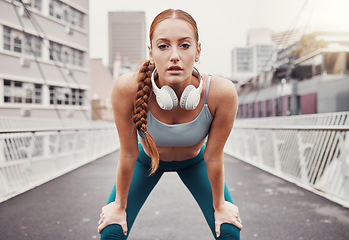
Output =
[
  {"x1": 236, "y1": 29, "x2": 349, "y2": 118},
  {"x1": 237, "y1": 48, "x2": 349, "y2": 118},
  {"x1": 232, "y1": 28, "x2": 276, "y2": 84},
  {"x1": 0, "y1": 0, "x2": 90, "y2": 119},
  {"x1": 108, "y1": 11, "x2": 146, "y2": 74}
]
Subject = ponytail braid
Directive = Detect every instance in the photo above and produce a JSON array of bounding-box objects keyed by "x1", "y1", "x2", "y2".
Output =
[{"x1": 133, "y1": 60, "x2": 159, "y2": 175}]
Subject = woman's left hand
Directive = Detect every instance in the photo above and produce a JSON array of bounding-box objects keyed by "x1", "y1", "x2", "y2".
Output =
[{"x1": 214, "y1": 201, "x2": 242, "y2": 237}]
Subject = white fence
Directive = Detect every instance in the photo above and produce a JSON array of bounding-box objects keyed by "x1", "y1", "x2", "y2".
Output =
[
  {"x1": 0, "y1": 117, "x2": 119, "y2": 203},
  {"x1": 225, "y1": 112, "x2": 349, "y2": 207}
]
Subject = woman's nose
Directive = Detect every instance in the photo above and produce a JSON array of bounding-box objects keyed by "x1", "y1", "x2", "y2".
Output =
[{"x1": 170, "y1": 48, "x2": 180, "y2": 62}]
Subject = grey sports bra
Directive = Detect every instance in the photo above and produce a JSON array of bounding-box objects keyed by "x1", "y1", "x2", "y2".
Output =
[{"x1": 138, "y1": 75, "x2": 213, "y2": 147}]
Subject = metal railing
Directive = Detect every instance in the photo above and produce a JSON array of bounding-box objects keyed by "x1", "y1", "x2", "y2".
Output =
[
  {"x1": 0, "y1": 117, "x2": 119, "y2": 203},
  {"x1": 225, "y1": 112, "x2": 349, "y2": 207}
]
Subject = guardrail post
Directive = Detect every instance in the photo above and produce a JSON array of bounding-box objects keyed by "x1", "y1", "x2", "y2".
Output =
[
  {"x1": 51, "y1": 131, "x2": 61, "y2": 172},
  {"x1": 272, "y1": 131, "x2": 283, "y2": 173},
  {"x1": 72, "y1": 130, "x2": 79, "y2": 165},
  {"x1": 255, "y1": 130, "x2": 264, "y2": 167},
  {"x1": 297, "y1": 131, "x2": 312, "y2": 184},
  {"x1": 340, "y1": 132, "x2": 349, "y2": 200},
  {"x1": 18, "y1": 133, "x2": 34, "y2": 185},
  {"x1": 0, "y1": 136, "x2": 9, "y2": 197}
]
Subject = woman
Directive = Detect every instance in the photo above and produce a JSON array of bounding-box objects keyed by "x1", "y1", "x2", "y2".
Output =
[{"x1": 98, "y1": 9, "x2": 242, "y2": 240}]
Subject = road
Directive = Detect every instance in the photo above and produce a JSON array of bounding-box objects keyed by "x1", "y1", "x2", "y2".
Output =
[{"x1": 1, "y1": 151, "x2": 349, "y2": 240}]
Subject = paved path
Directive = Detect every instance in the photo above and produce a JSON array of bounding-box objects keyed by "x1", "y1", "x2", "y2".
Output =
[{"x1": 1, "y1": 151, "x2": 349, "y2": 240}]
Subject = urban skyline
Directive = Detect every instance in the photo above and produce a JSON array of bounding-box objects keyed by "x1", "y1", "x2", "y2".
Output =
[{"x1": 90, "y1": 0, "x2": 349, "y2": 78}]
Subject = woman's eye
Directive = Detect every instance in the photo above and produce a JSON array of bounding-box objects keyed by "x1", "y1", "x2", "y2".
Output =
[
  {"x1": 181, "y1": 43, "x2": 190, "y2": 49},
  {"x1": 158, "y1": 44, "x2": 168, "y2": 50}
]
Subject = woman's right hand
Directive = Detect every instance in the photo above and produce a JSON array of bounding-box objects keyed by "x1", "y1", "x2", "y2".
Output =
[{"x1": 98, "y1": 201, "x2": 128, "y2": 235}]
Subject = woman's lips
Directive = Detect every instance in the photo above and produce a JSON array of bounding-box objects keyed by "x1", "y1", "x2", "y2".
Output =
[{"x1": 167, "y1": 66, "x2": 183, "y2": 74}]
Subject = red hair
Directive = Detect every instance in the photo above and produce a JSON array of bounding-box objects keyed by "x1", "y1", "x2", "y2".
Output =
[
  {"x1": 133, "y1": 9, "x2": 199, "y2": 175},
  {"x1": 150, "y1": 9, "x2": 199, "y2": 44}
]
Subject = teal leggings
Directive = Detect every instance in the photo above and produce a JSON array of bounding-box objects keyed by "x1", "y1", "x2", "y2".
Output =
[{"x1": 101, "y1": 144, "x2": 240, "y2": 240}]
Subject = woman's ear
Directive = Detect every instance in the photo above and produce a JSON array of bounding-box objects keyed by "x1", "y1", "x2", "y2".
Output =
[
  {"x1": 195, "y1": 42, "x2": 201, "y2": 62},
  {"x1": 148, "y1": 45, "x2": 154, "y2": 64}
]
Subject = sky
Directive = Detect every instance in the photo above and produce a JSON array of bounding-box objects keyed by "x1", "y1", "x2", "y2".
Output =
[{"x1": 89, "y1": 0, "x2": 349, "y2": 78}]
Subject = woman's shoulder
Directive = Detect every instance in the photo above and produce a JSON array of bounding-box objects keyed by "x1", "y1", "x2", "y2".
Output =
[
  {"x1": 112, "y1": 72, "x2": 138, "y2": 97},
  {"x1": 207, "y1": 75, "x2": 238, "y2": 103},
  {"x1": 114, "y1": 72, "x2": 139, "y2": 92}
]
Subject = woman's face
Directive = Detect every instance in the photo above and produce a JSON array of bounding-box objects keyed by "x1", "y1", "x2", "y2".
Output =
[{"x1": 149, "y1": 18, "x2": 201, "y2": 85}]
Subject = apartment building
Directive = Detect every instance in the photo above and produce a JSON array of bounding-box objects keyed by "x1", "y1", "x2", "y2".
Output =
[
  {"x1": 108, "y1": 11, "x2": 146, "y2": 74},
  {"x1": 0, "y1": 0, "x2": 90, "y2": 119}
]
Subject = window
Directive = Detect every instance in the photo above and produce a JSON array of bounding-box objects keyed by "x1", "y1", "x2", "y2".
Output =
[
  {"x1": 24, "y1": 85, "x2": 33, "y2": 103},
  {"x1": 55, "y1": 0, "x2": 62, "y2": 19},
  {"x1": 24, "y1": 34, "x2": 32, "y2": 55},
  {"x1": 14, "y1": 81, "x2": 23, "y2": 103},
  {"x1": 266, "y1": 100, "x2": 272, "y2": 117},
  {"x1": 33, "y1": 36, "x2": 42, "y2": 57},
  {"x1": 49, "y1": 86, "x2": 84, "y2": 106},
  {"x1": 250, "y1": 103, "x2": 254, "y2": 118},
  {"x1": 64, "y1": 88, "x2": 71, "y2": 105},
  {"x1": 35, "y1": 84, "x2": 42, "y2": 104},
  {"x1": 49, "y1": 42, "x2": 54, "y2": 60},
  {"x1": 14, "y1": 0, "x2": 41, "y2": 11},
  {"x1": 14, "y1": 37, "x2": 22, "y2": 53},
  {"x1": 34, "y1": 0, "x2": 42, "y2": 11},
  {"x1": 3, "y1": 26, "x2": 11, "y2": 50},
  {"x1": 78, "y1": 89, "x2": 84, "y2": 105},
  {"x1": 55, "y1": 87, "x2": 62, "y2": 105},
  {"x1": 49, "y1": 0, "x2": 84, "y2": 29},
  {"x1": 50, "y1": 41, "x2": 63, "y2": 62},
  {"x1": 64, "y1": 8, "x2": 69, "y2": 23},
  {"x1": 77, "y1": 11, "x2": 83, "y2": 28},
  {"x1": 3, "y1": 26, "x2": 42, "y2": 57},
  {"x1": 63, "y1": 48, "x2": 70, "y2": 64},
  {"x1": 3, "y1": 80, "x2": 42, "y2": 104},
  {"x1": 49, "y1": 86, "x2": 55, "y2": 104},
  {"x1": 3, "y1": 80, "x2": 11, "y2": 103},
  {"x1": 78, "y1": 51, "x2": 83, "y2": 67},
  {"x1": 276, "y1": 97, "x2": 282, "y2": 116},
  {"x1": 72, "y1": 89, "x2": 76, "y2": 105},
  {"x1": 71, "y1": 8, "x2": 77, "y2": 26},
  {"x1": 71, "y1": 49, "x2": 77, "y2": 65},
  {"x1": 49, "y1": 0, "x2": 53, "y2": 16},
  {"x1": 50, "y1": 41, "x2": 84, "y2": 67}
]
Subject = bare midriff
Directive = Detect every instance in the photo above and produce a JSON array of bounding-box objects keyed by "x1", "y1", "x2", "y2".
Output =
[{"x1": 139, "y1": 137, "x2": 206, "y2": 162}]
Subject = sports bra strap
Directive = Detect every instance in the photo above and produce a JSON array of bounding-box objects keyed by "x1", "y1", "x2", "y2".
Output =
[{"x1": 204, "y1": 75, "x2": 212, "y2": 104}]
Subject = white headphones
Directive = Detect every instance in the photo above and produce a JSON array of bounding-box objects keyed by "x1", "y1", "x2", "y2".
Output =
[{"x1": 151, "y1": 68, "x2": 203, "y2": 110}]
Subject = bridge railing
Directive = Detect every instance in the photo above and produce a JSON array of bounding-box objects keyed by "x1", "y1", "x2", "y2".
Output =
[
  {"x1": 0, "y1": 117, "x2": 119, "y2": 203},
  {"x1": 225, "y1": 111, "x2": 349, "y2": 207}
]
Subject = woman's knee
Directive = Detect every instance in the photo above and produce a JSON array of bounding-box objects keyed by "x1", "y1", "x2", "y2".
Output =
[
  {"x1": 218, "y1": 223, "x2": 240, "y2": 240},
  {"x1": 100, "y1": 224, "x2": 127, "y2": 240}
]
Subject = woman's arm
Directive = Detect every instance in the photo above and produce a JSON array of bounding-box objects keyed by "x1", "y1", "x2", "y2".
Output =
[
  {"x1": 98, "y1": 72, "x2": 139, "y2": 235},
  {"x1": 203, "y1": 76, "x2": 242, "y2": 237}
]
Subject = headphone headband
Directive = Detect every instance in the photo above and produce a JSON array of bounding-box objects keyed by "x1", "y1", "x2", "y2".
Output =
[{"x1": 151, "y1": 67, "x2": 203, "y2": 110}]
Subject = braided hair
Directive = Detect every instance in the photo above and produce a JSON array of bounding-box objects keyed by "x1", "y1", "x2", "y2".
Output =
[
  {"x1": 132, "y1": 9, "x2": 199, "y2": 175},
  {"x1": 133, "y1": 60, "x2": 159, "y2": 175}
]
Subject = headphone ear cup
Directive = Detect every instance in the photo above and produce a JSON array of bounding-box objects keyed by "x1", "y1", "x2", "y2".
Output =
[
  {"x1": 156, "y1": 85, "x2": 178, "y2": 110},
  {"x1": 180, "y1": 85, "x2": 199, "y2": 110}
]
